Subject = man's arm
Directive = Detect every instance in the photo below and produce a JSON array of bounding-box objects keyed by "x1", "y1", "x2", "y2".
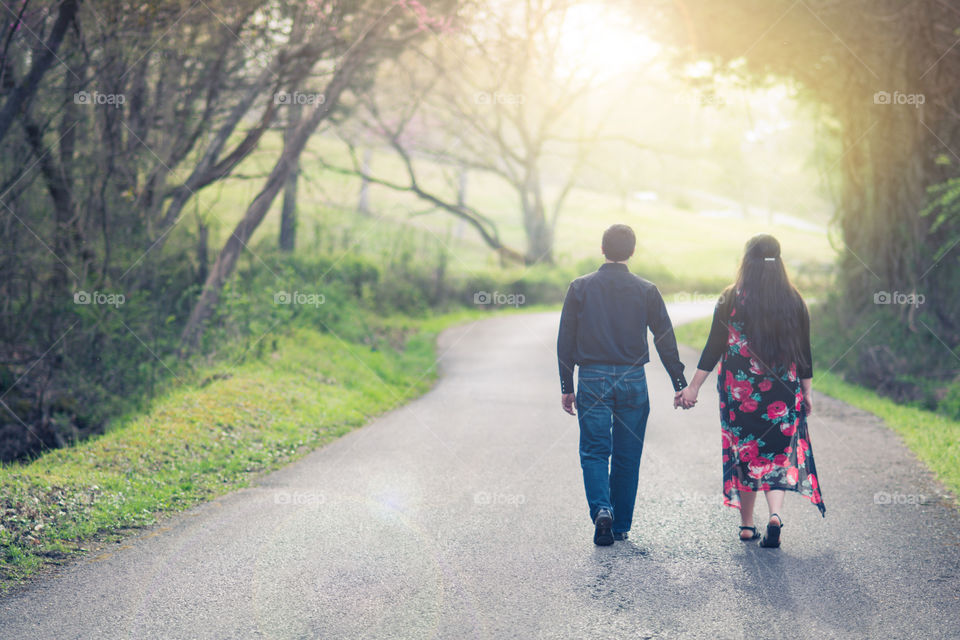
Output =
[
  {"x1": 557, "y1": 282, "x2": 579, "y2": 400},
  {"x1": 647, "y1": 286, "x2": 688, "y2": 392}
]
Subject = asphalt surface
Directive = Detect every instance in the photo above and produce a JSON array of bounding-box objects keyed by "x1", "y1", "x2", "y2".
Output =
[{"x1": 1, "y1": 305, "x2": 958, "y2": 639}]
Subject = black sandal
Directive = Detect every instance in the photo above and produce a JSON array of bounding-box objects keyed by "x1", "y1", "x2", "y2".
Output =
[
  {"x1": 759, "y1": 514, "x2": 783, "y2": 548},
  {"x1": 738, "y1": 525, "x2": 761, "y2": 541}
]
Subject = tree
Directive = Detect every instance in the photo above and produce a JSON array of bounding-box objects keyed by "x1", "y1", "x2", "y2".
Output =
[
  {"x1": 649, "y1": 0, "x2": 960, "y2": 392},
  {"x1": 338, "y1": 0, "x2": 641, "y2": 265},
  {"x1": 0, "y1": 0, "x2": 456, "y2": 457},
  {"x1": 179, "y1": 1, "x2": 459, "y2": 351},
  {"x1": 0, "y1": 0, "x2": 80, "y2": 145},
  {"x1": 279, "y1": 101, "x2": 302, "y2": 252}
]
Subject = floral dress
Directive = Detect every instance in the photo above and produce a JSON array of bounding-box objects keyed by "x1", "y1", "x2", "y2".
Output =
[{"x1": 699, "y1": 290, "x2": 826, "y2": 517}]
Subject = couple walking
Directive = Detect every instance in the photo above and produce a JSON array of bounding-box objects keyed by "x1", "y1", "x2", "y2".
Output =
[{"x1": 557, "y1": 224, "x2": 825, "y2": 547}]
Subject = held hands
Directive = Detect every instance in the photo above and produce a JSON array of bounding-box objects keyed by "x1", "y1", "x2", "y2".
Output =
[
  {"x1": 674, "y1": 386, "x2": 698, "y2": 410},
  {"x1": 563, "y1": 385, "x2": 702, "y2": 415}
]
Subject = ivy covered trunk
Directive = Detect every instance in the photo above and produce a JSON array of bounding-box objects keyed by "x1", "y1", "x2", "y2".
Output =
[{"x1": 653, "y1": 0, "x2": 960, "y2": 405}]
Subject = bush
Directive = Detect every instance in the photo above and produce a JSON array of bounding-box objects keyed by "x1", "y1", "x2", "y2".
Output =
[
  {"x1": 811, "y1": 292, "x2": 959, "y2": 416},
  {"x1": 939, "y1": 382, "x2": 960, "y2": 420}
]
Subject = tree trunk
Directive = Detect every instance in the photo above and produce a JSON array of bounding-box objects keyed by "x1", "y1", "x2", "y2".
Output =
[
  {"x1": 457, "y1": 166, "x2": 468, "y2": 208},
  {"x1": 279, "y1": 102, "x2": 301, "y2": 252},
  {"x1": 196, "y1": 217, "x2": 209, "y2": 286},
  {"x1": 521, "y1": 167, "x2": 554, "y2": 264},
  {"x1": 22, "y1": 117, "x2": 79, "y2": 289},
  {"x1": 453, "y1": 168, "x2": 467, "y2": 241},
  {"x1": 357, "y1": 148, "x2": 373, "y2": 215},
  {"x1": 179, "y1": 29, "x2": 382, "y2": 353},
  {"x1": 522, "y1": 205, "x2": 554, "y2": 265},
  {"x1": 0, "y1": 0, "x2": 79, "y2": 145}
]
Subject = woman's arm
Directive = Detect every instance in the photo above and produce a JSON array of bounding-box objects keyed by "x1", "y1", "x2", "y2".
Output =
[
  {"x1": 798, "y1": 299, "x2": 813, "y2": 379},
  {"x1": 799, "y1": 298, "x2": 813, "y2": 414},
  {"x1": 696, "y1": 293, "x2": 732, "y2": 373},
  {"x1": 678, "y1": 367, "x2": 713, "y2": 408},
  {"x1": 677, "y1": 293, "x2": 729, "y2": 409}
]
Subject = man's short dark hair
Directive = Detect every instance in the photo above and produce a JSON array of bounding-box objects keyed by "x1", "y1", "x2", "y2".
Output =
[{"x1": 602, "y1": 224, "x2": 636, "y2": 262}]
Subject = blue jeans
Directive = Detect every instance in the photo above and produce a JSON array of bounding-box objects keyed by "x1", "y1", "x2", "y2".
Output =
[{"x1": 575, "y1": 364, "x2": 650, "y2": 534}]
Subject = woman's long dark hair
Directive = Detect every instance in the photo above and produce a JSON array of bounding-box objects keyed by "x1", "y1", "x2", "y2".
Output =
[{"x1": 730, "y1": 234, "x2": 809, "y2": 373}]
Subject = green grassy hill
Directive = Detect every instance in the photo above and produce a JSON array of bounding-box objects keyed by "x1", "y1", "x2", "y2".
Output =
[{"x1": 181, "y1": 131, "x2": 838, "y2": 292}]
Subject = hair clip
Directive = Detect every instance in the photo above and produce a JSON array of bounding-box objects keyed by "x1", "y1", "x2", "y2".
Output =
[{"x1": 764, "y1": 257, "x2": 776, "y2": 261}]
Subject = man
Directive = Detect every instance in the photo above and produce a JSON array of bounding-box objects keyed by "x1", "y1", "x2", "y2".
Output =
[{"x1": 557, "y1": 224, "x2": 688, "y2": 546}]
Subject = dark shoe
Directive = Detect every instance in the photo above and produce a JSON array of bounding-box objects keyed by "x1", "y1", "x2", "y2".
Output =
[
  {"x1": 738, "y1": 526, "x2": 761, "y2": 541},
  {"x1": 759, "y1": 514, "x2": 783, "y2": 548},
  {"x1": 593, "y1": 509, "x2": 614, "y2": 546},
  {"x1": 613, "y1": 531, "x2": 629, "y2": 541}
]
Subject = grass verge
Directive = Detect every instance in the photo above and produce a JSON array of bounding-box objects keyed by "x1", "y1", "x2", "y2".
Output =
[
  {"x1": 674, "y1": 316, "x2": 960, "y2": 502},
  {"x1": 0, "y1": 308, "x2": 503, "y2": 594}
]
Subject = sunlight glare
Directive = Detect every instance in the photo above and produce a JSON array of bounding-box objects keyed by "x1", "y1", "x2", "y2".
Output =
[{"x1": 557, "y1": 4, "x2": 661, "y2": 81}]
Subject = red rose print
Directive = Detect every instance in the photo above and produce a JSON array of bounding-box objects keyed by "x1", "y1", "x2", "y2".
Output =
[
  {"x1": 748, "y1": 457, "x2": 774, "y2": 479},
  {"x1": 766, "y1": 401, "x2": 789, "y2": 420},
  {"x1": 729, "y1": 410, "x2": 736, "y2": 422},
  {"x1": 721, "y1": 429, "x2": 738, "y2": 449},
  {"x1": 759, "y1": 379, "x2": 773, "y2": 392},
  {"x1": 749, "y1": 359, "x2": 764, "y2": 375},
  {"x1": 780, "y1": 419, "x2": 797, "y2": 436},
  {"x1": 739, "y1": 343, "x2": 751, "y2": 356},
  {"x1": 774, "y1": 454, "x2": 790, "y2": 467},
  {"x1": 786, "y1": 467, "x2": 799, "y2": 485},
  {"x1": 812, "y1": 489, "x2": 821, "y2": 503},
  {"x1": 760, "y1": 483, "x2": 770, "y2": 491},
  {"x1": 809, "y1": 474, "x2": 818, "y2": 490},
  {"x1": 740, "y1": 398, "x2": 758, "y2": 413},
  {"x1": 788, "y1": 363, "x2": 797, "y2": 381},
  {"x1": 738, "y1": 440, "x2": 759, "y2": 462},
  {"x1": 730, "y1": 378, "x2": 754, "y2": 402},
  {"x1": 795, "y1": 392, "x2": 804, "y2": 411},
  {"x1": 797, "y1": 438, "x2": 809, "y2": 465}
]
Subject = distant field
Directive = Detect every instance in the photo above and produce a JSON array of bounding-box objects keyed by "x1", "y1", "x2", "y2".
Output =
[{"x1": 180, "y1": 131, "x2": 838, "y2": 292}]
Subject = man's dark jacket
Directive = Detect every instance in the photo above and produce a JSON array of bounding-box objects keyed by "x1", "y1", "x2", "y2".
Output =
[{"x1": 557, "y1": 262, "x2": 688, "y2": 394}]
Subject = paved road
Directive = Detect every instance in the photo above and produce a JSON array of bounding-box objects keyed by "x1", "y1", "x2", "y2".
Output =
[{"x1": 1, "y1": 307, "x2": 958, "y2": 639}]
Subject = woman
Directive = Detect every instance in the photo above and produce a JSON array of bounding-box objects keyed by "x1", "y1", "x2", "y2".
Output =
[{"x1": 680, "y1": 233, "x2": 825, "y2": 547}]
